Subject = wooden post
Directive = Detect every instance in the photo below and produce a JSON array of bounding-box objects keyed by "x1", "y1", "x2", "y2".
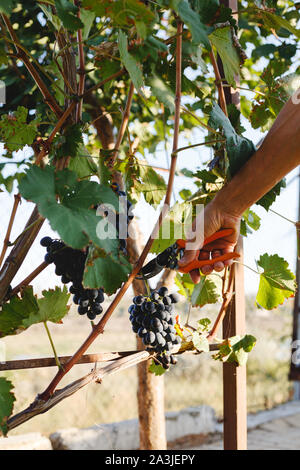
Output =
[
  {"x1": 127, "y1": 220, "x2": 167, "y2": 450},
  {"x1": 289, "y1": 170, "x2": 300, "y2": 398},
  {"x1": 220, "y1": 0, "x2": 247, "y2": 450},
  {"x1": 223, "y1": 238, "x2": 247, "y2": 450}
]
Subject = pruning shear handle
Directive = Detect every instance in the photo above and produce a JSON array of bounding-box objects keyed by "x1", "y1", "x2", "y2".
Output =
[{"x1": 176, "y1": 228, "x2": 240, "y2": 274}]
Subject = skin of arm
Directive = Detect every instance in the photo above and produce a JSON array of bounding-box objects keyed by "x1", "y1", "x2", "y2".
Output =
[{"x1": 178, "y1": 92, "x2": 300, "y2": 283}]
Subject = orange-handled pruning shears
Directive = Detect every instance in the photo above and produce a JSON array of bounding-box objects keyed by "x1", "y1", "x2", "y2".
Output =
[
  {"x1": 176, "y1": 228, "x2": 240, "y2": 274},
  {"x1": 138, "y1": 229, "x2": 240, "y2": 280}
]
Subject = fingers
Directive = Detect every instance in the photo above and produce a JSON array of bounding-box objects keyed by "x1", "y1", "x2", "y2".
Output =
[
  {"x1": 178, "y1": 249, "x2": 199, "y2": 268},
  {"x1": 187, "y1": 250, "x2": 227, "y2": 283}
]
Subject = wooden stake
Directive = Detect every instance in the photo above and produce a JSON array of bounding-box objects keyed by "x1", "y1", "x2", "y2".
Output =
[{"x1": 219, "y1": 0, "x2": 247, "y2": 450}]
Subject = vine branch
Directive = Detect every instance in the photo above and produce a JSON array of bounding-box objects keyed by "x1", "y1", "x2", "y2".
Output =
[
  {"x1": 5, "y1": 342, "x2": 222, "y2": 431},
  {"x1": 9, "y1": 261, "x2": 49, "y2": 298},
  {"x1": 108, "y1": 81, "x2": 135, "y2": 169},
  {"x1": 209, "y1": 47, "x2": 228, "y2": 117},
  {"x1": 0, "y1": 193, "x2": 21, "y2": 268}
]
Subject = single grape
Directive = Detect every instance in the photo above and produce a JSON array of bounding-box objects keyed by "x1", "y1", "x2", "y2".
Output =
[
  {"x1": 87, "y1": 311, "x2": 96, "y2": 320},
  {"x1": 158, "y1": 286, "x2": 168, "y2": 297},
  {"x1": 145, "y1": 301, "x2": 156, "y2": 313},
  {"x1": 79, "y1": 299, "x2": 89, "y2": 308},
  {"x1": 44, "y1": 253, "x2": 54, "y2": 264},
  {"x1": 40, "y1": 236, "x2": 52, "y2": 247},
  {"x1": 151, "y1": 291, "x2": 160, "y2": 301},
  {"x1": 78, "y1": 305, "x2": 88, "y2": 315}
]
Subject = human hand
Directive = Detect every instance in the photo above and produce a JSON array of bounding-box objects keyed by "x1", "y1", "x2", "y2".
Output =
[{"x1": 178, "y1": 199, "x2": 241, "y2": 284}]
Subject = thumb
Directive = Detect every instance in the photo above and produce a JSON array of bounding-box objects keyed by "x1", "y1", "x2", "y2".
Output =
[{"x1": 178, "y1": 248, "x2": 199, "y2": 267}]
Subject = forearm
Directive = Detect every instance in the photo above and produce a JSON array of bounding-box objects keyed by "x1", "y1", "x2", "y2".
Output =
[{"x1": 214, "y1": 95, "x2": 300, "y2": 217}]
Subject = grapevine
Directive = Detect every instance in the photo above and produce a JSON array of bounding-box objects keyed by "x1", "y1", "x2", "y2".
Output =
[{"x1": 0, "y1": 0, "x2": 298, "y2": 443}]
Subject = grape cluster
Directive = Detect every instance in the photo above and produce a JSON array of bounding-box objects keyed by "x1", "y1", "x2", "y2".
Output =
[
  {"x1": 40, "y1": 237, "x2": 105, "y2": 320},
  {"x1": 156, "y1": 243, "x2": 182, "y2": 270},
  {"x1": 129, "y1": 287, "x2": 181, "y2": 369}
]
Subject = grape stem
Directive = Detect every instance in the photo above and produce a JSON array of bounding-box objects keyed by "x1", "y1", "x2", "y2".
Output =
[
  {"x1": 43, "y1": 322, "x2": 62, "y2": 370},
  {"x1": 209, "y1": 46, "x2": 228, "y2": 117},
  {"x1": 0, "y1": 193, "x2": 21, "y2": 268},
  {"x1": 143, "y1": 278, "x2": 152, "y2": 297},
  {"x1": 207, "y1": 266, "x2": 235, "y2": 341},
  {"x1": 9, "y1": 261, "x2": 49, "y2": 298}
]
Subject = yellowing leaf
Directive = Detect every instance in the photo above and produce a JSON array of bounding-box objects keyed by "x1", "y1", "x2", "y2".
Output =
[{"x1": 256, "y1": 254, "x2": 296, "y2": 310}]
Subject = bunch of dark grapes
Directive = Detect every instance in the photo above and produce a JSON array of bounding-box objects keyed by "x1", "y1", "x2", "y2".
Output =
[
  {"x1": 40, "y1": 237, "x2": 105, "y2": 320},
  {"x1": 156, "y1": 243, "x2": 182, "y2": 270},
  {"x1": 129, "y1": 287, "x2": 181, "y2": 369}
]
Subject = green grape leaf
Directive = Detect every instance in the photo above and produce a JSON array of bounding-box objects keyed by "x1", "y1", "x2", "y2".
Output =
[
  {"x1": 0, "y1": 286, "x2": 70, "y2": 338},
  {"x1": 195, "y1": 0, "x2": 220, "y2": 24},
  {"x1": 209, "y1": 103, "x2": 257, "y2": 177},
  {"x1": 22, "y1": 286, "x2": 70, "y2": 327},
  {"x1": 241, "y1": 208, "x2": 261, "y2": 236},
  {"x1": 209, "y1": 26, "x2": 241, "y2": 87},
  {"x1": 256, "y1": 254, "x2": 296, "y2": 310},
  {"x1": 256, "y1": 179, "x2": 286, "y2": 211},
  {"x1": 83, "y1": 249, "x2": 132, "y2": 295},
  {"x1": 258, "y1": 10, "x2": 300, "y2": 40},
  {"x1": 50, "y1": 123, "x2": 83, "y2": 160},
  {"x1": 0, "y1": 46, "x2": 9, "y2": 66},
  {"x1": 192, "y1": 331, "x2": 209, "y2": 353},
  {"x1": 80, "y1": 8, "x2": 95, "y2": 40},
  {"x1": 118, "y1": 30, "x2": 143, "y2": 91},
  {"x1": 170, "y1": 0, "x2": 210, "y2": 48},
  {"x1": 175, "y1": 273, "x2": 194, "y2": 299},
  {"x1": 38, "y1": 4, "x2": 62, "y2": 30},
  {"x1": 197, "y1": 318, "x2": 211, "y2": 333},
  {"x1": 194, "y1": 170, "x2": 219, "y2": 184},
  {"x1": 0, "y1": 107, "x2": 40, "y2": 154},
  {"x1": 0, "y1": 0, "x2": 15, "y2": 14},
  {"x1": 191, "y1": 276, "x2": 220, "y2": 307},
  {"x1": 250, "y1": 100, "x2": 274, "y2": 131},
  {"x1": 123, "y1": 157, "x2": 167, "y2": 208},
  {"x1": 150, "y1": 202, "x2": 192, "y2": 253},
  {"x1": 214, "y1": 334, "x2": 257, "y2": 366},
  {"x1": 83, "y1": 0, "x2": 154, "y2": 29},
  {"x1": 0, "y1": 378, "x2": 15, "y2": 436},
  {"x1": 68, "y1": 144, "x2": 98, "y2": 178},
  {"x1": 148, "y1": 72, "x2": 175, "y2": 113},
  {"x1": 148, "y1": 360, "x2": 166, "y2": 376},
  {"x1": 19, "y1": 166, "x2": 119, "y2": 251},
  {"x1": 96, "y1": 59, "x2": 120, "y2": 93},
  {"x1": 179, "y1": 189, "x2": 192, "y2": 201},
  {"x1": 54, "y1": 0, "x2": 83, "y2": 31}
]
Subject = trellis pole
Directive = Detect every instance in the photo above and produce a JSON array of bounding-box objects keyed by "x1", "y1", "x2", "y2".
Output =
[
  {"x1": 220, "y1": 0, "x2": 248, "y2": 450},
  {"x1": 289, "y1": 169, "x2": 300, "y2": 398}
]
